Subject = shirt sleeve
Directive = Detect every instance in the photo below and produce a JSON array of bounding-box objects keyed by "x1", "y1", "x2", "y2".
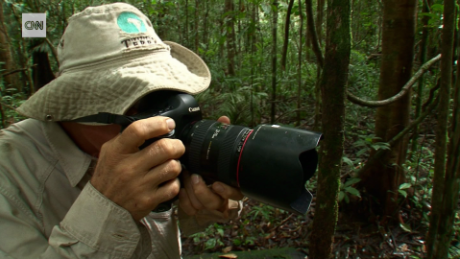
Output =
[
  {"x1": 178, "y1": 199, "x2": 242, "y2": 236},
  {"x1": 0, "y1": 182, "x2": 150, "y2": 259}
]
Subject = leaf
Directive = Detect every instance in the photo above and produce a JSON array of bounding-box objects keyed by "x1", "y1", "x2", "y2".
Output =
[
  {"x1": 431, "y1": 4, "x2": 444, "y2": 13},
  {"x1": 400, "y1": 223, "x2": 412, "y2": 233},
  {"x1": 398, "y1": 189, "x2": 407, "y2": 198},
  {"x1": 204, "y1": 238, "x2": 217, "y2": 250},
  {"x1": 244, "y1": 236, "x2": 256, "y2": 245},
  {"x1": 344, "y1": 187, "x2": 361, "y2": 198},
  {"x1": 217, "y1": 228, "x2": 224, "y2": 236},
  {"x1": 344, "y1": 178, "x2": 361, "y2": 187},
  {"x1": 279, "y1": 1, "x2": 288, "y2": 8},
  {"x1": 356, "y1": 148, "x2": 368, "y2": 157},
  {"x1": 338, "y1": 191, "x2": 345, "y2": 202},
  {"x1": 399, "y1": 183, "x2": 411, "y2": 190},
  {"x1": 371, "y1": 142, "x2": 390, "y2": 151},
  {"x1": 261, "y1": 3, "x2": 271, "y2": 14},
  {"x1": 222, "y1": 246, "x2": 233, "y2": 253},
  {"x1": 232, "y1": 239, "x2": 241, "y2": 246},
  {"x1": 219, "y1": 254, "x2": 238, "y2": 259},
  {"x1": 342, "y1": 156, "x2": 354, "y2": 166}
]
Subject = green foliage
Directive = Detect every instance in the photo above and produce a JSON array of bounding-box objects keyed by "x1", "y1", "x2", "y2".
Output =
[
  {"x1": 247, "y1": 204, "x2": 276, "y2": 223},
  {"x1": 0, "y1": 84, "x2": 27, "y2": 128},
  {"x1": 352, "y1": 134, "x2": 390, "y2": 157},
  {"x1": 338, "y1": 178, "x2": 361, "y2": 203},
  {"x1": 189, "y1": 223, "x2": 226, "y2": 252},
  {"x1": 398, "y1": 183, "x2": 411, "y2": 198}
]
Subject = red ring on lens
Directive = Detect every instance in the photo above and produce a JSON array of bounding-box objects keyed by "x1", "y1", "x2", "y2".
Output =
[{"x1": 236, "y1": 130, "x2": 254, "y2": 187}]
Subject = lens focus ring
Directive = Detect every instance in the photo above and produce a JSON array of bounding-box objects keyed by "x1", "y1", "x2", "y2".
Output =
[{"x1": 187, "y1": 120, "x2": 216, "y2": 174}]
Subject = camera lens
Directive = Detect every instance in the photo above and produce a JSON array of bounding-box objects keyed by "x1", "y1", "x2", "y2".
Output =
[
  {"x1": 181, "y1": 120, "x2": 250, "y2": 188},
  {"x1": 180, "y1": 120, "x2": 321, "y2": 214}
]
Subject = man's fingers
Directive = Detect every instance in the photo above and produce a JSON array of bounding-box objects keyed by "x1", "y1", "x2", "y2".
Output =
[
  {"x1": 182, "y1": 171, "x2": 204, "y2": 210},
  {"x1": 114, "y1": 117, "x2": 175, "y2": 154},
  {"x1": 156, "y1": 178, "x2": 181, "y2": 202},
  {"x1": 217, "y1": 116, "x2": 231, "y2": 124},
  {"x1": 178, "y1": 188, "x2": 197, "y2": 216},
  {"x1": 143, "y1": 159, "x2": 182, "y2": 186},
  {"x1": 133, "y1": 138, "x2": 185, "y2": 171},
  {"x1": 191, "y1": 174, "x2": 226, "y2": 210},
  {"x1": 212, "y1": 182, "x2": 244, "y2": 200}
]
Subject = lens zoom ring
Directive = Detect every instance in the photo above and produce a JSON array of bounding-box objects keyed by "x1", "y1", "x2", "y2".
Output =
[
  {"x1": 188, "y1": 120, "x2": 216, "y2": 174},
  {"x1": 217, "y1": 126, "x2": 248, "y2": 185}
]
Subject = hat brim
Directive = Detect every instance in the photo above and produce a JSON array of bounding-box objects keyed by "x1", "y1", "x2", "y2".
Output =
[{"x1": 16, "y1": 41, "x2": 210, "y2": 121}]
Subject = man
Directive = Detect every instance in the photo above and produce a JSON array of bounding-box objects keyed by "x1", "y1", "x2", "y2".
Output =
[{"x1": 0, "y1": 3, "x2": 243, "y2": 258}]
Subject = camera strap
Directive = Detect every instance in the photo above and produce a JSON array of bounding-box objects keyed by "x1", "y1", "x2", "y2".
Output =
[{"x1": 72, "y1": 112, "x2": 135, "y2": 127}]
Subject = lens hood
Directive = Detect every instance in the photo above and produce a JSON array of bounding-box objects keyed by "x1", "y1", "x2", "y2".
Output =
[{"x1": 237, "y1": 125, "x2": 321, "y2": 214}]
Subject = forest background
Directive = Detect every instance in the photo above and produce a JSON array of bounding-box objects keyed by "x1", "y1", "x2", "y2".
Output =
[{"x1": 1, "y1": 0, "x2": 460, "y2": 258}]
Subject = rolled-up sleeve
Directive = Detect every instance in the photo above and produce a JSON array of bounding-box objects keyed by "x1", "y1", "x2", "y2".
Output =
[{"x1": 0, "y1": 183, "x2": 149, "y2": 259}]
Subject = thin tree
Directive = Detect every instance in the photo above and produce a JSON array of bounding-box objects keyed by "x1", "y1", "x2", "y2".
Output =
[
  {"x1": 202, "y1": 1, "x2": 209, "y2": 46},
  {"x1": 0, "y1": 0, "x2": 20, "y2": 91},
  {"x1": 225, "y1": 0, "x2": 236, "y2": 77},
  {"x1": 270, "y1": 0, "x2": 278, "y2": 124},
  {"x1": 308, "y1": 0, "x2": 351, "y2": 258},
  {"x1": 296, "y1": 0, "x2": 304, "y2": 126},
  {"x1": 281, "y1": 0, "x2": 295, "y2": 71},
  {"x1": 410, "y1": 0, "x2": 433, "y2": 158},
  {"x1": 315, "y1": 0, "x2": 325, "y2": 44},
  {"x1": 305, "y1": 0, "x2": 324, "y2": 131},
  {"x1": 426, "y1": 0, "x2": 456, "y2": 257},
  {"x1": 194, "y1": 0, "x2": 199, "y2": 53},
  {"x1": 358, "y1": 0, "x2": 417, "y2": 220},
  {"x1": 185, "y1": 0, "x2": 189, "y2": 45}
]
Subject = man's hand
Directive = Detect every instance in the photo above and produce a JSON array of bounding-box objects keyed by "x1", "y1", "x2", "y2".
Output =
[
  {"x1": 178, "y1": 116, "x2": 244, "y2": 216},
  {"x1": 91, "y1": 117, "x2": 184, "y2": 221}
]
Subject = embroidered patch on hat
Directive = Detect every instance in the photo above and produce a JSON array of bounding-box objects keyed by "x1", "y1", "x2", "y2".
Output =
[{"x1": 117, "y1": 12, "x2": 146, "y2": 33}]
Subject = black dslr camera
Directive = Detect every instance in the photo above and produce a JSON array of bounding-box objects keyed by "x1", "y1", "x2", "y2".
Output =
[{"x1": 76, "y1": 91, "x2": 321, "y2": 214}]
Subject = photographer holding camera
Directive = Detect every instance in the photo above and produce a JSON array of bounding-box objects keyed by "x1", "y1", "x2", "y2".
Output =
[{"x1": 0, "y1": 3, "x2": 243, "y2": 259}]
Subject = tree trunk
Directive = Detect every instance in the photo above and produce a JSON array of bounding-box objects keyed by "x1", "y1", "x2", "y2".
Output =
[
  {"x1": 435, "y1": 39, "x2": 460, "y2": 258},
  {"x1": 225, "y1": 0, "x2": 236, "y2": 77},
  {"x1": 238, "y1": 0, "x2": 242, "y2": 55},
  {"x1": 309, "y1": 0, "x2": 351, "y2": 258},
  {"x1": 410, "y1": 0, "x2": 432, "y2": 158},
  {"x1": 31, "y1": 50, "x2": 55, "y2": 92},
  {"x1": 270, "y1": 0, "x2": 278, "y2": 124},
  {"x1": 306, "y1": 0, "x2": 324, "y2": 131},
  {"x1": 316, "y1": 0, "x2": 325, "y2": 44},
  {"x1": 194, "y1": 0, "x2": 199, "y2": 53},
  {"x1": 426, "y1": 0, "x2": 456, "y2": 257},
  {"x1": 0, "y1": 1, "x2": 20, "y2": 91},
  {"x1": 281, "y1": 0, "x2": 295, "y2": 71},
  {"x1": 202, "y1": 1, "x2": 209, "y2": 46},
  {"x1": 185, "y1": 0, "x2": 189, "y2": 46},
  {"x1": 358, "y1": 0, "x2": 416, "y2": 221},
  {"x1": 306, "y1": 0, "x2": 324, "y2": 67},
  {"x1": 297, "y1": 0, "x2": 304, "y2": 126},
  {"x1": 250, "y1": 1, "x2": 257, "y2": 127}
]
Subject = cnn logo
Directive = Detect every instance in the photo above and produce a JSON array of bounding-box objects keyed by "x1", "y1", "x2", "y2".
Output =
[{"x1": 22, "y1": 13, "x2": 46, "y2": 38}]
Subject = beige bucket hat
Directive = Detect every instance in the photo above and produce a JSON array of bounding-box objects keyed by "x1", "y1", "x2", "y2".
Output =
[{"x1": 17, "y1": 2, "x2": 210, "y2": 122}]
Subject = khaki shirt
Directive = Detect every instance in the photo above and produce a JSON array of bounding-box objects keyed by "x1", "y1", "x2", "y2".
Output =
[{"x1": 0, "y1": 119, "x2": 240, "y2": 259}]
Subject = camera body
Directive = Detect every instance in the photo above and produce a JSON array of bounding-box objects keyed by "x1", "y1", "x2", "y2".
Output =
[{"x1": 75, "y1": 91, "x2": 321, "y2": 214}]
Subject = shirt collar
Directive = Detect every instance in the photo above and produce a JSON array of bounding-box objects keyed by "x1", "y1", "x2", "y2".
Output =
[{"x1": 42, "y1": 121, "x2": 92, "y2": 187}]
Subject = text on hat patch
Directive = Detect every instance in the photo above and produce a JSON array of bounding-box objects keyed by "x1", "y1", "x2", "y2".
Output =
[{"x1": 117, "y1": 12, "x2": 146, "y2": 33}]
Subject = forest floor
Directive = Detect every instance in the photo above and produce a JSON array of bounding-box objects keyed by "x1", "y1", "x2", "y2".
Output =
[{"x1": 181, "y1": 196, "x2": 429, "y2": 259}]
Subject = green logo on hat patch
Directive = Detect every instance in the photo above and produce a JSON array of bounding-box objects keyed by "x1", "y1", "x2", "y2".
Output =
[{"x1": 117, "y1": 12, "x2": 146, "y2": 33}]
